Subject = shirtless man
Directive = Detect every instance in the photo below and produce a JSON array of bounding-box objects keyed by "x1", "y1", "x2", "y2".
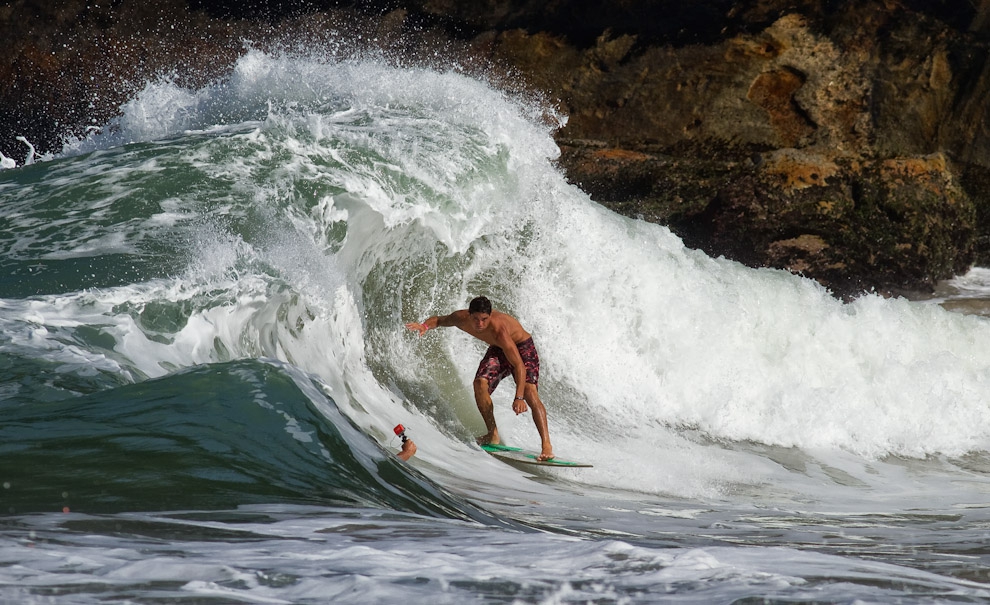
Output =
[{"x1": 406, "y1": 296, "x2": 553, "y2": 461}]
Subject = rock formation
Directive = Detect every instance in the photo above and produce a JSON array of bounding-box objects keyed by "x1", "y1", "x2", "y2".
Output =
[{"x1": 4, "y1": 0, "x2": 990, "y2": 297}]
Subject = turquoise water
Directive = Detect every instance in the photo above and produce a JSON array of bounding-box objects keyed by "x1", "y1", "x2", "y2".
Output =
[{"x1": 4, "y1": 48, "x2": 990, "y2": 603}]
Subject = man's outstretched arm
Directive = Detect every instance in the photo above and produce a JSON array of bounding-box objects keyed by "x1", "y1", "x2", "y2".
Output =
[{"x1": 405, "y1": 310, "x2": 466, "y2": 336}]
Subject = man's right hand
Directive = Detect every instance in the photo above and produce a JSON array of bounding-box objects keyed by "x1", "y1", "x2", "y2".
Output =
[{"x1": 405, "y1": 322, "x2": 429, "y2": 336}]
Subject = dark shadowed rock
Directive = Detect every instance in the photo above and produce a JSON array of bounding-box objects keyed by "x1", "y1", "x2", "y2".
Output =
[
  {"x1": 3, "y1": 0, "x2": 990, "y2": 297},
  {"x1": 558, "y1": 144, "x2": 975, "y2": 297},
  {"x1": 471, "y1": 5, "x2": 989, "y2": 295}
]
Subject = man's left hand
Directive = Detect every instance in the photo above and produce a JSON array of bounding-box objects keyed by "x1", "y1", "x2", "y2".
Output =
[{"x1": 512, "y1": 397, "x2": 528, "y2": 415}]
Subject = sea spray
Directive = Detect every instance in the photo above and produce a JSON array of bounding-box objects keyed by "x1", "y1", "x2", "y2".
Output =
[{"x1": 6, "y1": 48, "x2": 990, "y2": 504}]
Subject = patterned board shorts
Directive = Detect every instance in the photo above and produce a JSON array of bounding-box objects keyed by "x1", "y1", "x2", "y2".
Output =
[{"x1": 474, "y1": 337, "x2": 540, "y2": 395}]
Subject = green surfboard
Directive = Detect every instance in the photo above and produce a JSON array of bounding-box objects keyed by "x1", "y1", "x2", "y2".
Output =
[{"x1": 481, "y1": 443, "x2": 593, "y2": 468}]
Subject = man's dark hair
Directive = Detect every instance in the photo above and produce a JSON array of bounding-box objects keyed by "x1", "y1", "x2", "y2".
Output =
[{"x1": 468, "y1": 296, "x2": 492, "y2": 315}]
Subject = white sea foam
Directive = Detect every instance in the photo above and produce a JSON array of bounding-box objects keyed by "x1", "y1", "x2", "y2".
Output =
[
  {"x1": 9, "y1": 44, "x2": 990, "y2": 605},
  {"x1": 2, "y1": 507, "x2": 987, "y2": 603},
  {"x1": 0, "y1": 150, "x2": 15, "y2": 170}
]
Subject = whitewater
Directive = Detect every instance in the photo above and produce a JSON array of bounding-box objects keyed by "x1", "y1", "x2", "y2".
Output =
[{"x1": 3, "y1": 47, "x2": 990, "y2": 603}]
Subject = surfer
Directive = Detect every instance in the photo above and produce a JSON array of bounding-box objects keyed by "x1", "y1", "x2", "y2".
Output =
[
  {"x1": 393, "y1": 424, "x2": 417, "y2": 461},
  {"x1": 406, "y1": 296, "x2": 554, "y2": 461},
  {"x1": 397, "y1": 438, "x2": 417, "y2": 461}
]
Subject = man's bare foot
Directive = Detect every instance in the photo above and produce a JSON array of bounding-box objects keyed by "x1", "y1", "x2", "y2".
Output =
[
  {"x1": 476, "y1": 431, "x2": 500, "y2": 446},
  {"x1": 537, "y1": 448, "x2": 554, "y2": 462}
]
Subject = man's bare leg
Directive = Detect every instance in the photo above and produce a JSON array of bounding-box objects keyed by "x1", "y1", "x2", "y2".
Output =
[
  {"x1": 524, "y1": 383, "x2": 553, "y2": 461},
  {"x1": 473, "y1": 377, "x2": 500, "y2": 445}
]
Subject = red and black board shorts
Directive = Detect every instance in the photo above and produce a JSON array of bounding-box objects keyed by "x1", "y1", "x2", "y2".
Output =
[{"x1": 474, "y1": 337, "x2": 540, "y2": 395}]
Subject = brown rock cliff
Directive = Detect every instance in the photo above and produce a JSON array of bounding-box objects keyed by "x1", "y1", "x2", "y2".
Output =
[{"x1": 3, "y1": 0, "x2": 989, "y2": 297}]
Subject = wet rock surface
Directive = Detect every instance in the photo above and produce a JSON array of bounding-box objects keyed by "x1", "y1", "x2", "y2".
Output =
[{"x1": 4, "y1": 0, "x2": 990, "y2": 297}]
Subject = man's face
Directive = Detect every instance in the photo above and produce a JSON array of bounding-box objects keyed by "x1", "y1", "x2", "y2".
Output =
[{"x1": 470, "y1": 312, "x2": 491, "y2": 331}]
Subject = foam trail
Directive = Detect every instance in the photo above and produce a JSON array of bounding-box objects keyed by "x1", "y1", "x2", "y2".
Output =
[{"x1": 16, "y1": 136, "x2": 36, "y2": 165}]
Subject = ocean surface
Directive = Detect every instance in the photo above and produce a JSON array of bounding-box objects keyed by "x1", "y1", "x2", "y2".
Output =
[{"x1": 4, "y1": 47, "x2": 990, "y2": 604}]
